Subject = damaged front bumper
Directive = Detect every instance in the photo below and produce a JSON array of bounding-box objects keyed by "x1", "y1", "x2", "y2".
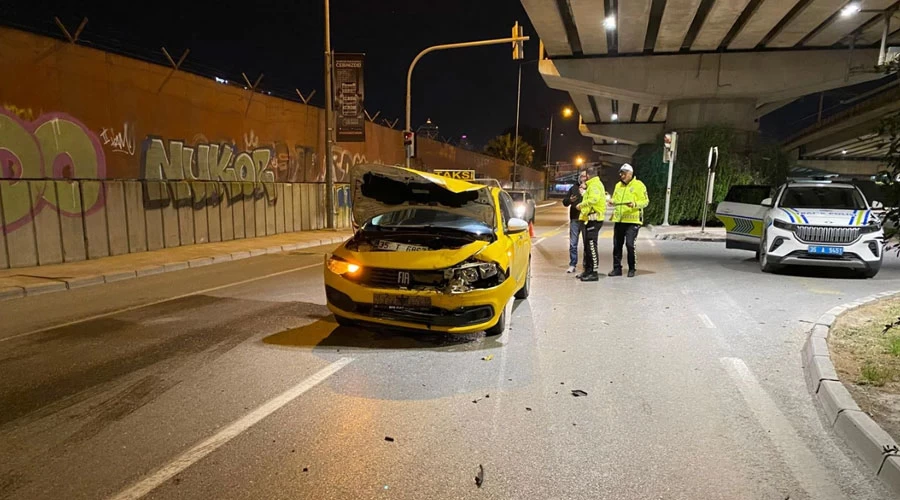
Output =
[{"x1": 324, "y1": 269, "x2": 515, "y2": 334}]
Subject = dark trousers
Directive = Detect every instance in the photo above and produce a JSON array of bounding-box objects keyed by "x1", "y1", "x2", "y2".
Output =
[
  {"x1": 583, "y1": 221, "x2": 603, "y2": 274},
  {"x1": 568, "y1": 220, "x2": 584, "y2": 267},
  {"x1": 612, "y1": 223, "x2": 640, "y2": 271}
]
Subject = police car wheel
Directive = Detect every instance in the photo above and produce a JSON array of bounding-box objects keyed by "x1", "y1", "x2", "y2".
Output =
[{"x1": 759, "y1": 231, "x2": 778, "y2": 274}]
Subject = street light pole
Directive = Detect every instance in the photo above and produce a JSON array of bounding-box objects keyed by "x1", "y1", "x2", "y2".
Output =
[
  {"x1": 323, "y1": 0, "x2": 335, "y2": 229},
  {"x1": 545, "y1": 114, "x2": 553, "y2": 168},
  {"x1": 512, "y1": 64, "x2": 522, "y2": 190},
  {"x1": 405, "y1": 33, "x2": 530, "y2": 167}
]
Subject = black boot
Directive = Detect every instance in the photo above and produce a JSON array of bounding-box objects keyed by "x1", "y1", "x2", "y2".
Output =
[
  {"x1": 579, "y1": 272, "x2": 599, "y2": 282},
  {"x1": 627, "y1": 269, "x2": 636, "y2": 278},
  {"x1": 608, "y1": 269, "x2": 622, "y2": 277}
]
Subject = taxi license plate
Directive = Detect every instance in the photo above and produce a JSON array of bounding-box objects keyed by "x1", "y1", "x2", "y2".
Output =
[
  {"x1": 373, "y1": 294, "x2": 431, "y2": 308},
  {"x1": 808, "y1": 246, "x2": 843, "y2": 256}
]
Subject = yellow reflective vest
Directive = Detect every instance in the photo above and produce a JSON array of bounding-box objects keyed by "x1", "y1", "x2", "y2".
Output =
[
  {"x1": 576, "y1": 176, "x2": 607, "y2": 222},
  {"x1": 609, "y1": 179, "x2": 649, "y2": 225}
]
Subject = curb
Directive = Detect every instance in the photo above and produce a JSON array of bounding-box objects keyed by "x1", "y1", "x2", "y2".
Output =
[
  {"x1": 0, "y1": 235, "x2": 348, "y2": 303},
  {"x1": 802, "y1": 290, "x2": 900, "y2": 495}
]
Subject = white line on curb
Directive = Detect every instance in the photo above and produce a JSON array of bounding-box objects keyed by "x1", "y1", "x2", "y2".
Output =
[
  {"x1": 108, "y1": 357, "x2": 353, "y2": 500},
  {"x1": 536, "y1": 201, "x2": 557, "y2": 209},
  {"x1": 720, "y1": 357, "x2": 844, "y2": 500},
  {"x1": 698, "y1": 313, "x2": 716, "y2": 329},
  {"x1": 1, "y1": 262, "x2": 324, "y2": 343}
]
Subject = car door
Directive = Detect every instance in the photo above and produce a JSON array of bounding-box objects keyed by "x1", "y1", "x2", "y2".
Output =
[
  {"x1": 715, "y1": 185, "x2": 773, "y2": 251},
  {"x1": 498, "y1": 191, "x2": 528, "y2": 285}
]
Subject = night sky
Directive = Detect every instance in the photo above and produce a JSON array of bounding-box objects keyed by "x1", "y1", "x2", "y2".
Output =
[
  {"x1": 6, "y1": 0, "x2": 889, "y2": 164},
  {"x1": 5, "y1": 0, "x2": 593, "y2": 164}
]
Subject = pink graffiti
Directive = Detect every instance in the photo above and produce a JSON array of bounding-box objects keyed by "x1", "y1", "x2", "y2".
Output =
[{"x1": 0, "y1": 109, "x2": 107, "y2": 234}]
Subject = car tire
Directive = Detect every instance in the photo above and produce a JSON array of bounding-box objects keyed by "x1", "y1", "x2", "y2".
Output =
[
  {"x1": 859, "y1": 261, "x2": 882, "y2": 279},
  {"x1": 485, "y1": 309, "x2": 506, "y2": 337},
  {"x1": 334, "y1": 315, "x2": 356, "y2": 327},
  {"x1": 759, "y1": 231, "x2": 779, "y2": 274},
  {"x1": 514, "y1": 257, "x2": 531, "y2": 300}
]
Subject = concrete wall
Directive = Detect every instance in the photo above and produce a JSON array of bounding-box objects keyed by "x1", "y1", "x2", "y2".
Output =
[
  {"x1": 0, "y1": 179, "x2": 351, "y2": 268},
  {"x1": 0, "y1": 27, "x2": 544, "y2": 269}
]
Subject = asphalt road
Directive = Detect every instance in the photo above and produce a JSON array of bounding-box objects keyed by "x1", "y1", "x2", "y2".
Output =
[{"x1": 2, "y1": 203, "x2": 899, "y2": 500}]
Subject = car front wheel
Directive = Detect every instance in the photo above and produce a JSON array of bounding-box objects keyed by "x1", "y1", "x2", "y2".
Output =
[
  {"x1": 759, "y1": 231, "x2": 779, "y2": 274},
  {"x1": 485, "y1": 309, "x2": 506, "y2": 336},
  {"x1": 514, "y1": 257, "x2": 531, "y2": 300}
]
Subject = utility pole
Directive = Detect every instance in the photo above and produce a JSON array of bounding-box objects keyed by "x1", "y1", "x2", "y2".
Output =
[
  {"x1": 405, "y1": 27, "x2": 529, "y2": 167},
  {"x1": 662, "y1": 131, "x2": 678, "y2": 227},
  {"x1": 323, "y1": 0, "x2": 335, "y2": 229},
  {"x1": 512, "y1": 64, "x2": 522, "y2": 190}
]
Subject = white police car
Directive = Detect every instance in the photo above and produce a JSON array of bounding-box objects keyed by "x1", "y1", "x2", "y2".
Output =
[{"x1": 716, "y1": 179, "x2": 884, "y2": 278}]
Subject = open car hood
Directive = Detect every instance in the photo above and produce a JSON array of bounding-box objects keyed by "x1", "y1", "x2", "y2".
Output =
[{"x1": 350, "y1": 164, "x2": 495, "y2": 227}]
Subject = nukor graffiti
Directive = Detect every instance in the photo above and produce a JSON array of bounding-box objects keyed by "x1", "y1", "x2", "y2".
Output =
[
  {"x1": 0, "y1": 109, "x2": 106, "y2": 234},
  {"x1": 141, "y1": 137, "x2": 277, "y2": 183}
]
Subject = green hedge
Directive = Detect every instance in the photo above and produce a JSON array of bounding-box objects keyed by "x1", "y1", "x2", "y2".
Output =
[{"x1": 633, "y1": 126, "x2": 790, "y2": 226}]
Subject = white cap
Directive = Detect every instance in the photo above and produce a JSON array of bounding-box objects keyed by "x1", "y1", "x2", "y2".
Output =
[{"x1": 619, "y1": 163, "x2": 634, "y2": 173}]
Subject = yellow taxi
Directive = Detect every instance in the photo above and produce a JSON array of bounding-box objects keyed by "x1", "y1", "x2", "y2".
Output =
[{"x1": 324, "y1": 164, "x2": 532, "y2": 335}]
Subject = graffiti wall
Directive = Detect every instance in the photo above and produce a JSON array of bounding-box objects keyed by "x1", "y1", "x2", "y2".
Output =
[{"x1": 0, "y1": 26, "x2": 541, "y2": 269}]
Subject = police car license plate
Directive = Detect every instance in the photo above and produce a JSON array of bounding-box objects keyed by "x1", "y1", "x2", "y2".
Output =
[
  {"x1": 373, "y1": 294, "x2": 431, "y2": 308},
  {"x1": 808, "y1": 246, "x2": 843, "y2": 256}
]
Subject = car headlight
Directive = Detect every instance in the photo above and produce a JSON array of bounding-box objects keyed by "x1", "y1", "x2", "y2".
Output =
[
  {"x1": 327, "y1": 256, "x2": 361, "y2": 275},
  {"x1": 860, "y1": 221, "x2": 882, "y2": 234},
  {"x1": 514, "y1": 205, "x2": 526, "y2": 217},
  {"x1": 773, "y1": 219, "x2": 794, "y2": 231}
]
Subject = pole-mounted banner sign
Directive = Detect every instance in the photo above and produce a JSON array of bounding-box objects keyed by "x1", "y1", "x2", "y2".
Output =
[{"x1": 334, "y1": 53, "x2": 365, "y2": 142}]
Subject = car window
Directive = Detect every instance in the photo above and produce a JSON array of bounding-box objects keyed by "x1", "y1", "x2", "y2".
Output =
[
  {"x1": 779, "y1": 186, "x2": 867, "y2": 210},
  {"x1": 508, "y1": 192, "x2": 525, "y2": 202},
  {"x1": 498, "y1": 191, "x2": 515, "y2": 231},
  {"x1": 724, "y1": 185, "x2": 773, "y2": 205},
  {"x1": 525, "y1": 193, "x2": 534, "y2": 201}
]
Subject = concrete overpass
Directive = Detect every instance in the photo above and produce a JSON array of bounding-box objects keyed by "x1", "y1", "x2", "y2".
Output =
[
  {"x1": 521, "y1": 0, "x2": 900, "y2": 159},
  {"x1": 782, "y1": 80, "x2": 900, "y2": 176}
]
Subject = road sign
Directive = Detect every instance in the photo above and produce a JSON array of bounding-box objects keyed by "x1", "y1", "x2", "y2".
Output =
[
  {"x1": 512, "y1": 22, "x2": 524, "y2": 60},
  {"x1": 433, "y1": 169, "x2": 475, "y2": 181}
]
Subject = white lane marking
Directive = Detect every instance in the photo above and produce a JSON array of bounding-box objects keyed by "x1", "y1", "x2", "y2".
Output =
[
  {"x1": 2, "y1": 262, "x2": 324, "y2": 343},
  {"x1": 536, "y1": 201, "x2": 557, "y2": 209},
  {"x1": 720, "y1": 357, "x2": 844, "y2": 500},
  {"x1": 533, "y1": 222, "x2": 569, "y2": 246},
  {"x1": 698, "y1": 313, "x2": 716, "y2": 329},
  {"x1": 109, "y1": 357, "x2": 354, "y2": 500}
]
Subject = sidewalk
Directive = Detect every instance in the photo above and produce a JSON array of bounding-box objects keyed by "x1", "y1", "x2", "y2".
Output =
[
  {"x1": 0, "y1": 230, "x2": 352, "y2": 301},
  {"x1": 648, "y1": 225, "x2": 726, "y2": 242}
]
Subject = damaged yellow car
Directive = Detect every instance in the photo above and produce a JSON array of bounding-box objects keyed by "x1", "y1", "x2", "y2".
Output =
[{"x1": 324, "y1": 164, "x2": 532, "y2": 335}]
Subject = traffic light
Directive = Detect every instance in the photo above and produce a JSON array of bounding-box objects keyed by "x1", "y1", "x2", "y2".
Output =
[
  {"x1": 512, "y1": 22, "x2": 524, "y2": 60},
  {"x1": 403, "y1": 130, "x2": 416, "y2": 158}
]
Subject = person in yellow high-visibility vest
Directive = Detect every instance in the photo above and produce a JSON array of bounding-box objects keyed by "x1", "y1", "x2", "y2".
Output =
[
  {"x1": 607, "y1": 164, "x2": 649, "y2": 278},
  {"x1": 575, "y1": 166, "x2": 607, "y2": 282}
]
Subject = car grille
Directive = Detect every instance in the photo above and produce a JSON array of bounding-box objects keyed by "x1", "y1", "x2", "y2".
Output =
[
  {"x1": 349, "y1": 267, "x2": 446, "y2": 289},
  {"x1": 793, "y1": 226, "x2": 860, "y2": 244}
]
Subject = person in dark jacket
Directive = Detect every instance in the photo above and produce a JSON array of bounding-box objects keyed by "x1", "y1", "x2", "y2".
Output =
[{"x1": 561, "y1": 170, "x2": 588, "y2": 273}]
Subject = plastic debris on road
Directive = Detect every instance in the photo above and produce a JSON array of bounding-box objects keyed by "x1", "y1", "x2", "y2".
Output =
[
  {"x1": 384, "y1": 436, "x2": 395, "y2": 442},
  {"x1": 475, "y1": 465, "x2": 484, "y2": 488},
  {"x1": 571, "y1": 390, "x2": 588, "y2": 397},
  {"x1": 482, "y1": 354, "x2": 493, "y2": 361}
]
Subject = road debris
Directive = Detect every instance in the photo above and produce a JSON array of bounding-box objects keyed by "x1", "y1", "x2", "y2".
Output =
[
  {"x1": 303, "y1": 467, "x2": 309, "y2": 472},
  {"x1": 525, "y1": 407, "x2": 532, "y2": 411},
  {"x1": 385, "y1": 436, "x2": 395, "y2": 442},
  {"x1": 571, "y1": 390, "x2": 588, "y2": 397},
  {"x1": 482, "y1": 354, "x2": 494, "y2": 361},
  {"x1": 475, "y1": 465, "x2": 484, "y2": 488}
]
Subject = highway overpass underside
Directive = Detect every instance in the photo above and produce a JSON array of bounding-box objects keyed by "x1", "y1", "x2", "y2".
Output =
[{"x1": 522, "y1": 0, "x2": 899, "y2": 162}]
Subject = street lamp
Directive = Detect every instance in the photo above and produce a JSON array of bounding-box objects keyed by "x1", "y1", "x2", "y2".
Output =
[
  {"x1": 546, "y1": 107, "x2": 575, "y2": 169},
  {"x1": 562, "y1": 107, "x2": 574, "y2": 118},
  {"x1": 575, "y1": 156, "x2": 585, "y2": 166}
]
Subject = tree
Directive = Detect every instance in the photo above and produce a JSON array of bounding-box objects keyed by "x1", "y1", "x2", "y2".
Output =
[
  {"x1": 484, "y1": 134, "x2": 534, "y2": 167},
  {"x1": 879, "y1": 112, "x2": 900, "y2": 247}
]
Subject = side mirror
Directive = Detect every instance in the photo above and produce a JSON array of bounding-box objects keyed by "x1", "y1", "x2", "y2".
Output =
[
  {"x1": 507, "y1": 218, "x2": 529, "y2": 234},
  {"x1": 760, "y1": 198, "x2": 773, "y2": 207},
  {"x1": 872, "y1": 201, "x2": 884, "y2": 209}
]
